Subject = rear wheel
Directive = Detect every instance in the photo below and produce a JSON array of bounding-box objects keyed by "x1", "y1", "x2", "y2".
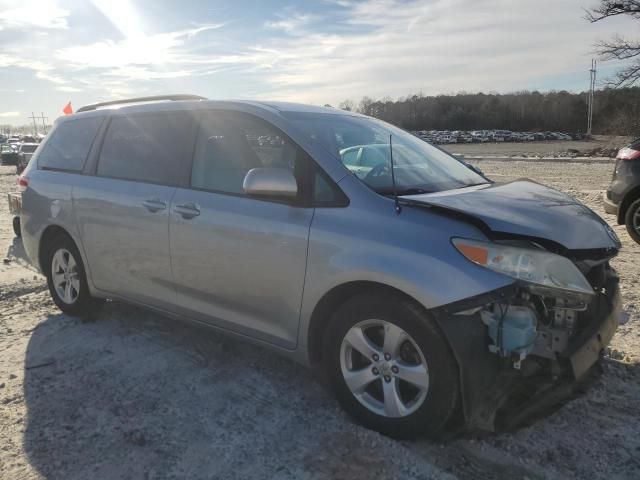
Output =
[
  {"x1": 44, "y1": 234, "x2": 103, "y2": 317},
  {"x1": 323, "y1": 293, "x2": 459, "y2": 439},
  {"x1": 625, "y1": 198, "x2": 640, "y2": 245}
]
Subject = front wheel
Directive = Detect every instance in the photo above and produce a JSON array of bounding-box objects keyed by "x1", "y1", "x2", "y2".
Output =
[
  {"x1": 323, "y1": 293, "x2": 459, "y2": 439},
  {"x1": 44, "y1": 234, "x2": 103, "y2": 317},
  {"x1": 625, "y1": 198, "x2": 640, "y2": 245}
]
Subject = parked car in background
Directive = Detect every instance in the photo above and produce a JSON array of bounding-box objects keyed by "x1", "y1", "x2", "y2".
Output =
[
  {"x1": 16, "y1": 143, "x2": 39, "y2": 174},
  {"x1": 411, "y1": 129, "x2": 578, "y2": 145},
  {"x1": 604, "y1": 138, "x2": 640, "y2": 244},
  {"x1": 1, "y1": 143, "x2": 20, "y2": 165},
  {"x1": 19, "y1": 96, "x2": 621, "y2": 438}
]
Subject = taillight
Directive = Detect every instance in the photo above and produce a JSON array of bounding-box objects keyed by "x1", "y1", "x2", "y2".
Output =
[
  {"x1": 18, "y1": 176, "x2": 28, "y2": 190},
  {"x1": 617, "y1": 147, "x2": 640, "y2": 161}
]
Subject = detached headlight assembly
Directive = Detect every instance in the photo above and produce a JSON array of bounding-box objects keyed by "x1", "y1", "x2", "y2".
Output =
[{"x1": 452, "y1": 238, "x2": 594, "y2": 297}]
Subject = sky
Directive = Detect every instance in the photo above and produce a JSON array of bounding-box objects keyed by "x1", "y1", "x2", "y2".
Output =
[{"x1": 0, "y1": 0, "x2": 636, "y2": 126}]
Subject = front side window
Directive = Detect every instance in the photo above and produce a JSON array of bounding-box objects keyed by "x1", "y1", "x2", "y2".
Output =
[
  {"x1": 97, "y1": 112, "x2": 194, "y2": 185},
  {"x1": 191, "y1": 111, "x2": 305, "y2": 198},
  {"x1": 191, "y1": 111, "x2": 347, "y2": 206},
  {"x1": 283, "y1": 112, "x2": 488, "y2": 195},
  {"x1": 38, "y1": 117, "x2": 103, "y2": 172}
]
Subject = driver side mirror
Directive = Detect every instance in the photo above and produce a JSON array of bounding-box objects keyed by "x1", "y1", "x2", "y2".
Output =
[{"x1": 243, "y1": 167, "x2": 298, "y2": 198}]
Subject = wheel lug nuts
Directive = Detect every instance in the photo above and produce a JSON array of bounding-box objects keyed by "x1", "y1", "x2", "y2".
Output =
[
  {"x1": 391, "y1": 366, "x2": 399, "y2": 374},
  {"x1": 384, "y1": 353, "x2": 391, "y2": 361},
  {"x1": 372, "y1": 354, "x2": 379, "y2": 361},
  {"x1": 372, "y1": 367, "x2": 379, "y2": 375},
  {"x1": 384, "y1": 375, "x2": 391, "y2": 383}
]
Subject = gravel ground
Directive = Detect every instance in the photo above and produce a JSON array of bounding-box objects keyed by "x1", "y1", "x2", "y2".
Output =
[
  {"x1": 442, "y1": 136, "x2": 629, "y2": 158},
  {"x1": 0, "y1": 155, "x2": 639, "y2": 479}
]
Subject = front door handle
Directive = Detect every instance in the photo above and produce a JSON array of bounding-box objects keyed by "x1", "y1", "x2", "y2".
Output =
[
  {"x1": 174, "y1": 202, "x2": 201, "y2": 219},
  {"x1": 142, "y1": 198, "x2": 167, "y2": 213}
]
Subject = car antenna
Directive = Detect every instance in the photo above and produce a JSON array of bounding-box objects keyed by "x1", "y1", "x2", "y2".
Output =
[{"x1": 389, "y1": 134, "x2": 402, "y2": 214}]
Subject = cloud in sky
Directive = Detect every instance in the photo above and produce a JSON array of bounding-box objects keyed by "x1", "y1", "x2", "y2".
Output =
[
  {"x1": 0, "y1": 0, "x2": 636, "y2": 124},
  {"x1": 0, "y1": 111, "x2": 20, "y2": 117},
  {"x1": 0, "y1": 1, "x2": 68, "y2": 30}
]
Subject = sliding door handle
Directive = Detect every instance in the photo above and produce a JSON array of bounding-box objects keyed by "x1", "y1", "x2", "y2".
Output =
[
  {"x1": 174, "y1": 202, "x2": 201, "y2": 219},
  {"x1": 142, "y1": 199, "x2": 167, "y2": 213}
]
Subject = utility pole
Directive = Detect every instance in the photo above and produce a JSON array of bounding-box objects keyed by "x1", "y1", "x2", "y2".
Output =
[
  {"x1": 28, "y1": 112, "x2": 39, "y2": 136},
  {"x1": 39, "y1": 112, "x2": 48, "y2": 134},
  {"x1": 587, "y1": 59, "x2": 597, "y2": 137}
]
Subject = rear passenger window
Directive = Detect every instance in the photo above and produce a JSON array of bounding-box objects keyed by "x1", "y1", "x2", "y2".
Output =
[
  {"x1": 38, "y1": 117, "x2": 103, "y2": 172},
  {"x1": 191, "y1": 111, "x2": 304, "y2": 196},
  {"x1": 97, "y1": 112, "x2": 193, "y2": 185}
]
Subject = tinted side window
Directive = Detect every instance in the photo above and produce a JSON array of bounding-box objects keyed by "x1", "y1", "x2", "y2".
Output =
[
  {"x1": 191, "y1": 111, "x2": 304, "y2": 197},
  {"x1": 38, "y1": 117, "x2": 103, "y2": 171},
  {"x1": 97, "y1": 112, "x2": 193, "y2": 185}
]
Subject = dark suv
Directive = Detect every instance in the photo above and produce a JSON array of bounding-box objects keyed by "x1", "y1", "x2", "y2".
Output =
[{"x1": 604, "y1": 139, "x2": 640, "y2": 244}]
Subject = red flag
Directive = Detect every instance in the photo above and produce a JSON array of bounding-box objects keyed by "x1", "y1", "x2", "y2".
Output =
[{"x1": 63, "y1": 102, "x2": 73, "y2": 115}]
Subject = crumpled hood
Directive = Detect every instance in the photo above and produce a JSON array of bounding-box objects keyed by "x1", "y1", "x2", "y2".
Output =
[{"x1": 404, "y1": 180, "x2": 620, "y2": 251}]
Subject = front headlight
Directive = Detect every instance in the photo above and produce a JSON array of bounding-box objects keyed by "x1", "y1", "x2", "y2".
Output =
[{"x1": 452, "y1": 238, "x2": 594, "y2": 297}]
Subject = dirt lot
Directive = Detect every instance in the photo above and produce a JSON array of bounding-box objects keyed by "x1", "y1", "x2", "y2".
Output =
[
  {"x1": 1, "y1": 154, "x2": 639, "y2": 479},
  {"x1": 442, "y1": 136, "x2": 630, "y2": 158}
]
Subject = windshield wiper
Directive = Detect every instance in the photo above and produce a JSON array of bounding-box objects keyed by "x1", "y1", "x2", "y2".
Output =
[
  {"x1": 400, "y1": 187, "x2": 432, "y2": 195},
  {"x1": 460, "y1": 181, "x2": 491, "y2": 188},
  {"x1": 377, "y1": 187, "x2": 432, "y2": 196}
]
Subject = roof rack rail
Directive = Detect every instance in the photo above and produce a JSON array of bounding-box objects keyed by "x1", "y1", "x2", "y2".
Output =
[{"x1": 76, "y1": 94, "x2": 207, "y2": 113}]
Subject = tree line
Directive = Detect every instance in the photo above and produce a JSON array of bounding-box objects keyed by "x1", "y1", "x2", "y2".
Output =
[{"x1": 338, "y1": 87, "x2": 640, "y2": 135}]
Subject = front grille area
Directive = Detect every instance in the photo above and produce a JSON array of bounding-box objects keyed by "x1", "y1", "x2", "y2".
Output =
[{"x1": 584, "y1": 263, "x2": 607, "y2": 291}]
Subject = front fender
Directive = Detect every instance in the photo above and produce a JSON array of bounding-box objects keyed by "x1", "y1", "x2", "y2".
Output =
[{"x1": 298, "y1": 202, "x2": 513, "y2": 352}]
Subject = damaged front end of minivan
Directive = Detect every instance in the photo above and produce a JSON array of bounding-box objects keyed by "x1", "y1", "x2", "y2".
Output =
[
  {"x1": 432, "y1": 239, "x2": 622, "y2": 433},
  {"x1": 397, "y1": 180, "x2": 625, "y2": 432}
]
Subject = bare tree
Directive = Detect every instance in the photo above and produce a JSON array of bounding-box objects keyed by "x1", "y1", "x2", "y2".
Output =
[
  {"x1": 338, "y1": 99, "x2": 355, "y2": 111},
  {"x1": 587, "y1": 1, "x2": 640, "y2": 86}
]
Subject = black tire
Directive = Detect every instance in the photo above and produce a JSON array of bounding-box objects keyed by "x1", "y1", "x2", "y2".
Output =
[
  {"x1": 625, "y1": 198, "x2": 640, "y2": 245},
  {"x1": 44, "y1": 233, "x2": 104, "y2": 317},
  {"x1": 12, "y1": 216, "x2": 21, "y2": 237},
  {"x1": 323, "y1": 292, "x2": 459, "y2": 439}
]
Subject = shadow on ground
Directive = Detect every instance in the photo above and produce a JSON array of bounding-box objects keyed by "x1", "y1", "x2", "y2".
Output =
[{"x1": 20, "y1": 303, "x2": 451, "y2": 479}]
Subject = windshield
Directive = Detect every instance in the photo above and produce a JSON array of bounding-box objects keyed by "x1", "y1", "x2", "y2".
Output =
[{"x1": 283, "y1": 111, "x2": 487, "y2": 194}]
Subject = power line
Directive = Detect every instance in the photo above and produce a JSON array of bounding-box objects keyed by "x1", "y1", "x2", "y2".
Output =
[
  {"x1": 28, "y1": 112, "x2": 39, "y2": 136},
  {"x1": 587, "y1": 59, "x2": 597, "y2": 137},
  {"x1": 38, "y1": 112, "x2": 48, "y2": 134}
]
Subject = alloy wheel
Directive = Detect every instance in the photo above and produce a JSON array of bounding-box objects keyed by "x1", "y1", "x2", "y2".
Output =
[
  {"x1": 340, "y1": 319, "x2": 429, "y2": 418},
  {"x1": 51, "y1": 248, "x2": 80, "y2": 304}
]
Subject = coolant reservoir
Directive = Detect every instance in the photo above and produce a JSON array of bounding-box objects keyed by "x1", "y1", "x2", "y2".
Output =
[{"x1": 481, "y1": 305, "x2": 537, "y2": 361}]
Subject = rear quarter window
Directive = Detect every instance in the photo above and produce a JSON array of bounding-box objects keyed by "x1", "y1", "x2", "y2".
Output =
[{"x1": 37, "y1": 117, "x2": 103, "y2": 172}]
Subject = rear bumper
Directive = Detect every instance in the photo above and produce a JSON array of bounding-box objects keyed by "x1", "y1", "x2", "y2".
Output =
[
  {"x1": 435, "y1": 269, "x2": 622, "y2": 433},
  {"x1": 603, "y1": 193, "x2": 619, "y2": 216},
  {"x1": 7, "y1": 192, "x2": 22, "y2": 216}
]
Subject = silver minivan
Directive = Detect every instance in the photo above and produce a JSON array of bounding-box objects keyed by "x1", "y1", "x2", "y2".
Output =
[{"x1": 20, "y1": 96, "x2": 622, "y2": 438}]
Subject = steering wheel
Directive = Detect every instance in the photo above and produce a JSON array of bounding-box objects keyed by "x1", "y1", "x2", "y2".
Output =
[{"x1": 364, "y1": 162, "x2": 390, "y2": 181}]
